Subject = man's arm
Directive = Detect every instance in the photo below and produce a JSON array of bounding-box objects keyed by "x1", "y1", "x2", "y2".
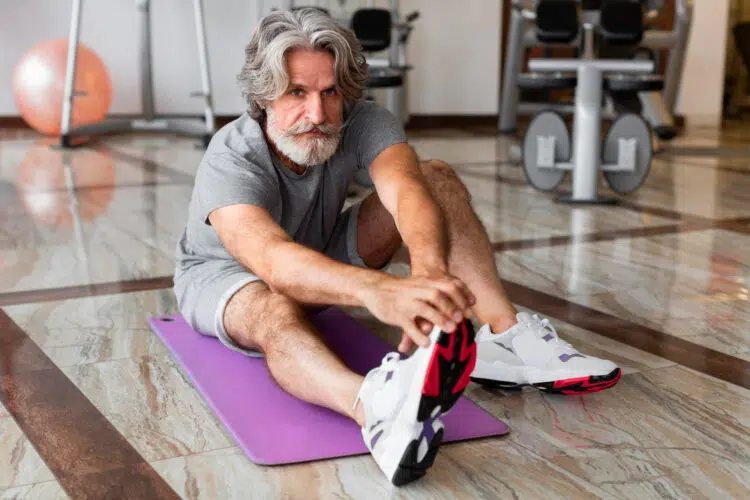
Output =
[
  {"x1": 368, "y1": 143, "x2": 449, "y2": 274},
  {"x1": 209, "y1": 200, "x2": 470, "y2": 347},
  {"x1": 208, "y1": 204, "x2": 381, "y2": 307}
]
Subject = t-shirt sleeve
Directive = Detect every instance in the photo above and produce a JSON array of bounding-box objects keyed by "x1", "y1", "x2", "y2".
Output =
[
  {"x1": 342, "y1": 102, "x2": 408, "y2": 170},
  {"x1": 195, "y1": 151, "x2": 278, "y2": 225}
]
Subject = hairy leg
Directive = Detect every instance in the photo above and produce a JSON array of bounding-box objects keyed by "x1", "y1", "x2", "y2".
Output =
[
  {"x1": 419, "y1": 160, "x2": 518, "y2": 333},
  {"x1": 355, "y1": 164, "x2": 517, "y2": 334},
  {"x1": 223, "y1": 281, "x2": 366, "y2": 425},
  {"x1": 355, "y1": 191, "x2": 404, "y2": 269}
]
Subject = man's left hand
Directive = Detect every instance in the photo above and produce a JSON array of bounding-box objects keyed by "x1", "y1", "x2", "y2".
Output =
[{"x1": 397, "y1": 264, "x2": 475, "y2": 353}]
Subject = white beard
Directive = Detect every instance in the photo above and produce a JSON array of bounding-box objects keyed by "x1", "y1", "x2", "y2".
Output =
[{"x1": 266, "y1": 109, "x2": 342, "y2": 167}]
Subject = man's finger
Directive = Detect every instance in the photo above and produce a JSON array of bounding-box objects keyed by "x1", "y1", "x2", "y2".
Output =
[
  {"x1": 398, "y1": 332, "x2": 415, "y2": 353},
  {"x1": 416, "y1": 317, "x2": 433, "y2": 333},
  {"x1": 404, "y1": 323, "x2": 430, "y2": 348},
  {"x1": 415, "y1": 302, "x2": 454, "y2": 333},
  {"x1": 429, "y1": 280, "x2": 470, "y2": 320},
  {"x1": 452, "y1": 278, "x2": 476, "y2": 312},
  {"x1": 418, "y1": 287, "x2": 459, "y2": 324}
]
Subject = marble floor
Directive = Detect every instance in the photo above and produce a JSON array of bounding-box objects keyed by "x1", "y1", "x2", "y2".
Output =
[{"x1": 1, "y1": 123, "x2": 750, "y2": 499}]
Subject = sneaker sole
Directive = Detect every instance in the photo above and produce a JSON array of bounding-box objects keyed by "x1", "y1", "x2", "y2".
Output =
[
  {"x1": 418, "y1": 320, "x2": 477, "y2": 422},
  {"x1": 372, "y1": 406, "x2": 446, "y2": 487},
  {"x1": 391, "y1": 427, "x2": 445, "y2": 486},
  {"x1": 471, "y1": 368, "x2": 621, "y2": 395}
]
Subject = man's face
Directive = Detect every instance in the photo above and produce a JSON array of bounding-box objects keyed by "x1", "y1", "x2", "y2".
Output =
[{"x1": 265, "y1": 49, "x2": 344, "y2": 167}]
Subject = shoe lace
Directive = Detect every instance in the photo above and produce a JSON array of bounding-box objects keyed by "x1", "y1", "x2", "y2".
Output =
[
  {"x1": 353, "y1": 352, "x2": 402, "y2": 411},
  {"x1": 380, "y1": 352, "x2": 402, "y2": 369},
  {"x1": 530, "y1": 314, "x2": 573, "y2": 350}
]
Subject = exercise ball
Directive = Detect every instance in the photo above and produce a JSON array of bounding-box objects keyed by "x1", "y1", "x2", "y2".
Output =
[
  {"x1": 12, "y1": 40, "x2": 112, "y2": 136},
  {"x1": 16, "y1": 138, "x2": 116, "y2": 229}
]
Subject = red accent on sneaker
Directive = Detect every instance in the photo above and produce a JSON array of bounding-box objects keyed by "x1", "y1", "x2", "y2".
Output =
[
  {"x1": 422, "y1": 332, "x2": 453, "y2": 397},
  {"x1": 553, "y1": 369, "x2": 622, "y2": 394},
  {"x1": 452, "y1": 347, "x2": 477, "y2": 395},
  {"x1": 459, "y1": 322, "x2": 473, "y2": 362},
  {"x1": 452, "y1": 323, "x2": 477, "y2": 394},
  {"x1": 423, "y1": 352, "x2": 442, "y2": 397}
]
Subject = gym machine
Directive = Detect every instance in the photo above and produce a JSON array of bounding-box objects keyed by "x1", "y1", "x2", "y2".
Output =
[
  {"x1": 499, "y1": 0, "x2": 691, "y2": 140},
  {"x1": 60, "y1": 0, "x2": 216, "y2": 148},
  {"x1": 520, "y1": 0, "x2": 659, "y2": 203}
]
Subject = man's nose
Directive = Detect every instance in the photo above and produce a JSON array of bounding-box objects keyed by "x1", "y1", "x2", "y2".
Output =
[{"x1": 306, "y1": 94, "x2": 324, "y2": 125}]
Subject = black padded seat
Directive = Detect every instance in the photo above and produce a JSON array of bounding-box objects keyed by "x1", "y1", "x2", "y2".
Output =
[
  {"x1": 599, "y1": 0, "x2": 644, "y2": 46},
  {"x1": 518, "y1": 72, "x2": 577, "y2": 90},
  {"x1": 351, "y1": 8, "x2": 392, "y2": 51},
  {"x1": 535, "y1": 0, "x2": 579, "y2": 43},
  {"x1": 366, "y1": 71, "x2": 403, "y2": 88},
  {"x1": 604, "y1": 74, "x2": 664, "y2": 92}
]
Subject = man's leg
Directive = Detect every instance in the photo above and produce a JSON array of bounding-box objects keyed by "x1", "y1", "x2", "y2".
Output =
[
  {"x1": 219, "y1": 192, "x2": 410, "y2": 426},
  {"x1": 223, "y1": 282, "x2": 367, "y2": 425},
  {"x1": 353, "y1": 170, "x2": 517, "y2": 334},
  {"x1": 354, "y1": 191, "x2": 404, "y2": 269},
  {"x1": 354, "y1": 161, "x2": 619, "y2": 393},
  {"x1": 417, "y1": 160, "x2": 620, "y2": 392},
  {"x1": 222, "y1": 265, "x2": 466, "y2": 485},
  {"x1": 419, "y1": 160, "x2": 518, "y2": 333}
]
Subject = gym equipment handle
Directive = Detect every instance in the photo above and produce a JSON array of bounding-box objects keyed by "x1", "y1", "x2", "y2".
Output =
[{"x1": 529, "y1": 59, "x2": 654, "y2": 73}]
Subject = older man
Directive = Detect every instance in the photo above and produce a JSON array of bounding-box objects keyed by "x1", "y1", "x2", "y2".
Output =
[{"x1": 174, "y1": 8, "x2": 620, "y2": 485}]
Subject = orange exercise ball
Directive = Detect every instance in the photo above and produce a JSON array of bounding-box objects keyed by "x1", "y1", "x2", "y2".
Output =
[{"x1": 12, "y1": 39, "x2": 112, "y2": 137}]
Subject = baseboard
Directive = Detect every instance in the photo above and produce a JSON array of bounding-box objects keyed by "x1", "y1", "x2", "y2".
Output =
[
  {"x1": 0, "y1": 116, "x2": 26, "y2": 128},
  {"x1": 0, "y1": 113, "x2": 688, "y2": 134},
  {"x1": 404, "y1": 114, "x2": 498, "y2": 130},
  {"x1": 0, "y1": 114, "x2": 240, "y2": 129}
]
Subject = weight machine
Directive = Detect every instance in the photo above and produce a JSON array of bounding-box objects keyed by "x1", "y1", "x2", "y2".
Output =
[{"x1": 499, "y1": 0, "x2": 691, "y2": 140}]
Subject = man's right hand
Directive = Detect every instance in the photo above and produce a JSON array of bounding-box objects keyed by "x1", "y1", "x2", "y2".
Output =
[{"x1": 358, "y1": 274, "x2": 474, "y2": 348}]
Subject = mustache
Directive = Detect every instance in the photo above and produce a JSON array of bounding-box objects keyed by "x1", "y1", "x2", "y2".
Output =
[{"x1": 285, "y1": 120, "x2": 341, "y2": 137}]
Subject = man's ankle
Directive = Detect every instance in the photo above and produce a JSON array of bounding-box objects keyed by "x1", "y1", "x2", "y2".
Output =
[
  {"x1": 352, "y1": 402, "x2": 366, "y2": 427},
  {"x1": 488, "y1": 315, "x2": 518, "y2": 335}
]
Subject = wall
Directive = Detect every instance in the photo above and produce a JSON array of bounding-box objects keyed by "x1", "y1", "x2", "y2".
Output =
[
  {"x1": 0, "y1": 0, "x2": 731, "y2": 125},
  {"x1": 676, "y1": 0, "x2": 732, "y2": 127},
  {"x1": 401, "y1": 0, "x2": 501, "y2": 114},
  {"x1": 0, "y1": 0, "x2": 500, "y2": 118}
]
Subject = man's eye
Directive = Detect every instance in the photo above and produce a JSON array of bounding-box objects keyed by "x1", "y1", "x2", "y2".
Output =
[
  {"x1": 323, "y1": 88, "x2": 337, "y2": 97},
  {"x1": 290, "y1": 89, "x2": 304, "y2": 96}
]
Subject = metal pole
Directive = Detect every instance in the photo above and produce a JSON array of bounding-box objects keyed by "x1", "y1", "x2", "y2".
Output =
[
  {"x1": 193, "y1": 0, "x2": 215, "y2": 134},
  {"x1": 570, "y1": 65, "x2": 603, "y2": 201},
  {"x1": 136, "y1": 0, "x2": 155, "y2": 120},
  {"x1": 663, "y1": 0, "x2": 691, "y2": 113},
  {"x1": 60, "y1": 0, "x2": 84, "y2": 146},
  {"x1": 498, "y1": 8, "x2": 527, "y2": 132}
]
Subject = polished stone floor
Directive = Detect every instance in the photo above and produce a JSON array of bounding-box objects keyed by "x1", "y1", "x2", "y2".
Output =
[{"x1": 1, "y1": 122, "x2": 750, "y2": 499}]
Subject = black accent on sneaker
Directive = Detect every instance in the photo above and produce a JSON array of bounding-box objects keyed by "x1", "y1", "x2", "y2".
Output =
[
  {"x1": 469, "y1": 376, "x2": 524, "y2": 390},
  {"x1": 437, "y1": 331, "x2": 452, "y2": 348},
  {"x1": 472, "y1": 368, "x2": 622, "y2": 394},
  {"x1": 391, "y1": 429, "x2": 445, "y2": 487}
]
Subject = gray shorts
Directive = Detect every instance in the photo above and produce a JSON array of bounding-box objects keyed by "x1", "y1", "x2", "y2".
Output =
[{"x1": 173, "y1": 202, "x2": 376, "y2": 357}]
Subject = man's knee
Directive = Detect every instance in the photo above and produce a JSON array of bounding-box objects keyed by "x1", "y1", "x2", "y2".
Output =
[
  {"x1": 224, "y1": 283, "x2": 308, "y2": 353},
  {"x1": 420, "y1": 159, "x2": 471, "y2": 201}
]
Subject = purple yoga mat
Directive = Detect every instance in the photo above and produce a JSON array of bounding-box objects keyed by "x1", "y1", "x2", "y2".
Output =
[{"x1": 148, "y1": 307, "x2": 509, "y2": 465}]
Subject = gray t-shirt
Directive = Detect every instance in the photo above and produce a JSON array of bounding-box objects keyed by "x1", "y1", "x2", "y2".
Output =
[{"x1": 174, "y1": 101, "x2": 408, "y2": 282}]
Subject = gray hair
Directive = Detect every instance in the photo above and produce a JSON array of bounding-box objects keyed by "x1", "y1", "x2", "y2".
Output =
[{"x1": 237, "y1": 8, "x2": 368, "y2": 120}]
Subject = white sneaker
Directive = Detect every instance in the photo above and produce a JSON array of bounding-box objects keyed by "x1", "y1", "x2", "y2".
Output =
[
  {"x1": 472, "y1": 312, "x2": 620, "y2": 394},
  {"x1": 355, "y1": 320, "x2": 477, "y2": 486}
]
